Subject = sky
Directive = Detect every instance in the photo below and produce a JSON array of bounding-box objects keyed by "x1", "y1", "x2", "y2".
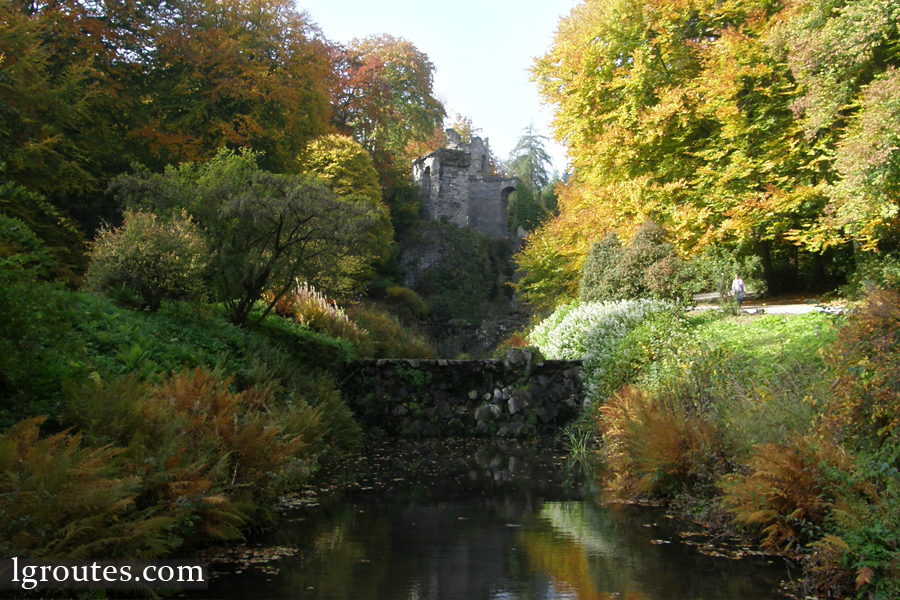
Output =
[{"x1": 296, "y1": 0, "x2": 581, "y2": 174}]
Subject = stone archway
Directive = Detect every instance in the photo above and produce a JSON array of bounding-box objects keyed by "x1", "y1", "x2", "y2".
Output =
[{"x1": 501, "y1": 185, "x2": 516, "y2": 236}]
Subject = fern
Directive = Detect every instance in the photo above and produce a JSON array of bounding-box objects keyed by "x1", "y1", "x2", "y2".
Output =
[{"x1": 0, "y1": 417, "x2": 174, "y2": 559}]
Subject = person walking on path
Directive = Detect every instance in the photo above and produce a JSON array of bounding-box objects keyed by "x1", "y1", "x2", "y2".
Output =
[{"x1": 731, "y1": 274, "x2": 745, "y2": 308}]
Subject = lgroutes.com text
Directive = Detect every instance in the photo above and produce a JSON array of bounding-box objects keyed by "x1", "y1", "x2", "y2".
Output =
[{"x1": 0, "y1": 558, "x2": 208, "y2": 591}]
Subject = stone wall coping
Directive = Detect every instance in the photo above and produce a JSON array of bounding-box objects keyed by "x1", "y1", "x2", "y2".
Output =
[{"x1": 352, "y1": 358, "x2": 583, "y2": 367}]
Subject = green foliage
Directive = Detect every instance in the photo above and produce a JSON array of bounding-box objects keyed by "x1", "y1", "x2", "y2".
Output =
[
  {"x1": 384, "y1": 286, "x2": 429, "y2": 318},
  {"x1": 508, "y1": 185, "x2": 546, "y2": 234},
  {"x1": 86, "y1": 210, "x2": 209, "y2": 313},
  {"x1": 691, "y1": 245, "x2": 765, "y2": 304},
  {"x1": 824, "y1": 288, "x2": 900, "y2": 456},
  {"x1": 0, "y1": 213, "x2": 55, "y2": 277},
  {"x1": 579, "y1": 222, "x2": 694, "y2": 302},
  {"x1": 0, "y1": 221, "x2": 85, "y2": 426},
  {"x1": 591, "y1": 310, "x2": 838, "y2": 496},
  {"x1": 838, "y1": 252, "x2": 900, "y2": 297},
  {"x1": 110, "y1": 149, "x2": 387, "y2": 326},
  {"x1": 0, "y1": 176, "x2": 88, "y2": 285},
  {"x1": 383, "y1": 181, "x2": 425, "y2": 235},
  {"x1": 347, "y1": 306, "x2": 435, "y2": 359},
  {"x1": 412, "y1": 222, "x2": 512, "y2": 324}
]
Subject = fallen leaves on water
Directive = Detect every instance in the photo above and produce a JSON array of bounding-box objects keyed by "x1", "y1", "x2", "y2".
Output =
[{"x1": 196, "y1": 544, "x2": 301, "y2": 579}]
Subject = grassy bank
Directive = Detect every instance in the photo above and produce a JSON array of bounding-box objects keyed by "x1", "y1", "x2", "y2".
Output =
[
  {"x1": 531, "y1": 295, "x2": 900, "y2": 599},
  {"x1": 0, "y1": 270, "x2": 434, "y2": 563}
]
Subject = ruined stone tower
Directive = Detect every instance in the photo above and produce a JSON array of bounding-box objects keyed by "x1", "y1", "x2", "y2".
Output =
[{"x1": 411, "y1": 129, "x2": 518, "y2": 239}]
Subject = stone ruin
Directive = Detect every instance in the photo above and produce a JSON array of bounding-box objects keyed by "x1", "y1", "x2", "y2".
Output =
[{"x1": 411, "y1": 129, "x2": 518, "y2": 239}]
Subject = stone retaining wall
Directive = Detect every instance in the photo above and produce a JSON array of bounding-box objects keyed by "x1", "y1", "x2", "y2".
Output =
[{"x1": 342, "y1": 349, "x2": 584, "y2": 438}]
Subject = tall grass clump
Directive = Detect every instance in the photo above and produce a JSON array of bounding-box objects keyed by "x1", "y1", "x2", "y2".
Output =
[
  {"x1": 530, "y1": 299, "x2": 670, "y2": 360},
  {"x1": 598, "y1": 386, "x2": 726, "y2": 499},
  {"x1": 269, "y1": 280, "x2": 365, "y2": 346}
]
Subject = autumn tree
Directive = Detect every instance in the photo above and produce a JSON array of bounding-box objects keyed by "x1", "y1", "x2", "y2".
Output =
[
  {"x1": 137, "y1": 0, "x2": 334, "y2": 174},
  {"x1": 517, "y1": 0, "x2": 898, "y2": 307},
  {"x1": 332, "y1": 34, "x2": 445, "y2": 186},
  {"x1": 298, "y1": 134, "x2": 393, "y2": 289},
  {"x1": 0, "y1": 0, "x2": 161, "y2": 230}
]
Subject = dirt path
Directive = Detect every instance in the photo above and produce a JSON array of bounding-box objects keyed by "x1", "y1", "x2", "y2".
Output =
[{"x1": 692, "y1": 292, "x2": 845, "y2": 315}]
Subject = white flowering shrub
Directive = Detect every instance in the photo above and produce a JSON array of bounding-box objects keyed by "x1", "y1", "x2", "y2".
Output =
[
  {"x1": 581, "y1": 300, "x2": 672, "y2": 397},
  {"x1": 531, "y1": 299, "x2": 670, "y2": 360}
]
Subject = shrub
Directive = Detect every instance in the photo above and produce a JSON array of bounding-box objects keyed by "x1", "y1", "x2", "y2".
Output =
[
  {"x1": 837, "y1": 253, "x2": 900, "y2": 297},
  {"x1": 589, "y1": 308, "x2": 691, "y2": 401},
  {"x1": 384, "y1": 285, "x2": 429, "y2": 318},
  {"x1": 579, "y1": 221, "x2": 691, "y2": 302},
  {"x1": 348, "y1": 306, "x2": 435, "y2": 359},
  {"x1": 824, "y1": 288, "x2": 900, "y2": 456},
  {"x1": 578, "y1": 233, "x2": 621, "y2": 302},
  {"x1": 530, "y1": 299, "x2": 670, "y2": 361},
  {"x1": 644, "y1": 255, "x2": 697, "y2": 303},
  {"x1": 581, "y1": 300, "x2": 674, "y2": 397},
  {"x1": 86, "y1": 209, "x2": 209, "y2": 312},
  {"x1": 0, "y1": 417, "x2": 174, "y2": 559}
]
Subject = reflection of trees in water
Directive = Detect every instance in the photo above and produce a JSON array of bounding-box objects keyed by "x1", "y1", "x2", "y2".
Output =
[
  {"x1": 518, "y1": 502, "x2": 646, "y2": 600},
  {"x1": 194, "y1": 441, "x2": 785, "y2": 600},
  {"x1": 517, "y1": 502, "x2": 785, "y2": 600}
]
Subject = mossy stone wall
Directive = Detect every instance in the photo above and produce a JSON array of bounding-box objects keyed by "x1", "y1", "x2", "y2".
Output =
[{"x1": 342, "y1": 349, "x2": 583, "y2": 437}]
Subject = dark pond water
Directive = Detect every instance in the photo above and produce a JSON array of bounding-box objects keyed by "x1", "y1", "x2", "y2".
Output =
[{"x1": 188, "y1": 439, "x2": 792, "y2": 600}]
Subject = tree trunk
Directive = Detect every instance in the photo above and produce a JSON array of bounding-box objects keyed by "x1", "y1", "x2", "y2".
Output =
[{"x1": 753, "y1": 238, "x2": 774, "y2": 297}]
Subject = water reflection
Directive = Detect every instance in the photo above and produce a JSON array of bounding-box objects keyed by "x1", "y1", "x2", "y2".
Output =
[{"x1": 190, "y1": 440, "x2": 787, "y2": 600}]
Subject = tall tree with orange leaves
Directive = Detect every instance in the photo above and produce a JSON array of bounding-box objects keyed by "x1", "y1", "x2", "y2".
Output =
[{"x1": 517, "y1": 0, "x2": 899, "y2": 308}]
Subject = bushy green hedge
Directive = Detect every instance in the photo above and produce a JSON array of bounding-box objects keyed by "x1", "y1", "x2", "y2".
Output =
[{"x1": 579, "y1": 222, "x2": 696, "y2": 303}]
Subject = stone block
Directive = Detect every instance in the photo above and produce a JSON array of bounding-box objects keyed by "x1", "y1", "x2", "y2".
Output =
[{"x1": 498, "y1": 422, "x2": 524, "y2": 437}]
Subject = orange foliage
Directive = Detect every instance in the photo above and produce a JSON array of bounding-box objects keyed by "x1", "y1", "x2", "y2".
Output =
[
  {"x1": 597, "y1": 386, "x2": 722, "y2": 498},
  {"x1": 720, "y1": 436, "x2": 853, "y2": 553}
]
